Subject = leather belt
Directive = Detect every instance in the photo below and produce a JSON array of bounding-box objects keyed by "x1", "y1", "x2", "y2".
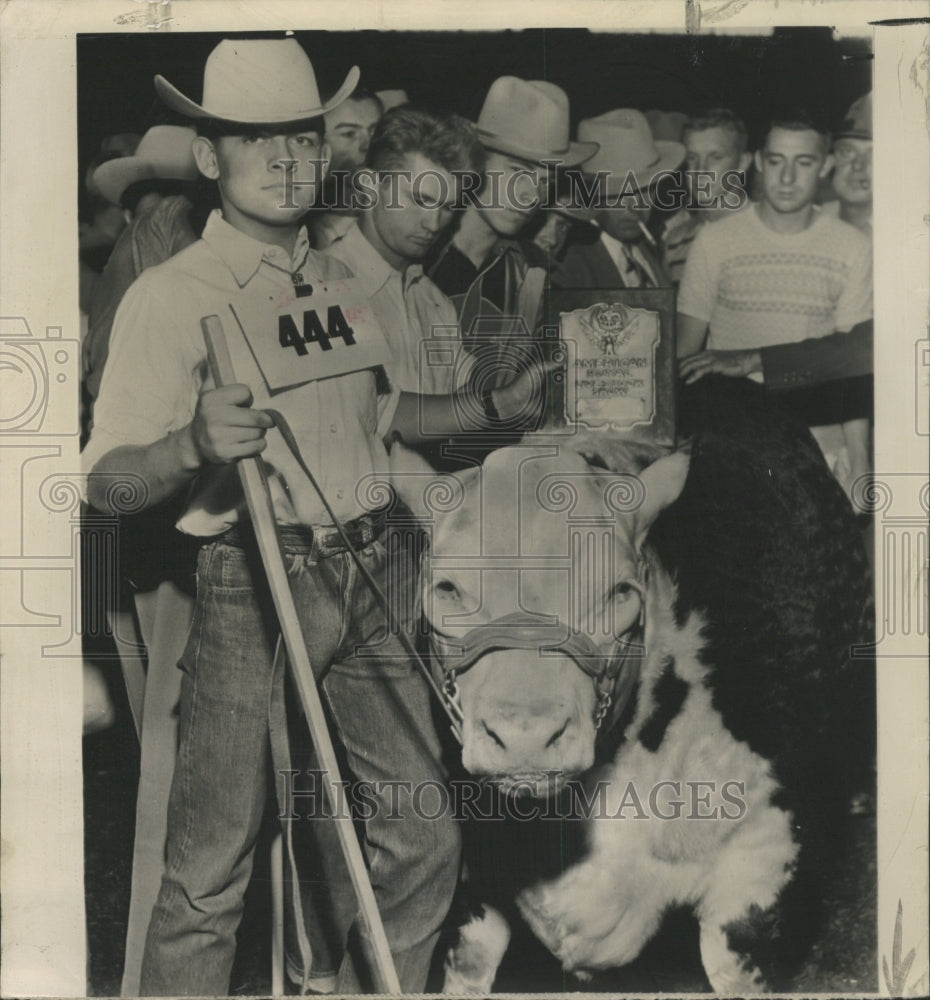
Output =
[{"x1": 221, "y1": 507, "x2": 389, "y2": 557}]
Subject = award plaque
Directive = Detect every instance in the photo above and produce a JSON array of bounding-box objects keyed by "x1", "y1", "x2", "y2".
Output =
[{"x1": 547, "y1": 288, "x2": 677, "y2": 447}]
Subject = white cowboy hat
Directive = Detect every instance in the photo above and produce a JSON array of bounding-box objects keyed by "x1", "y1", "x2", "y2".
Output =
[
  {"x1": 93, "y1": 125, "x2": 199, "y2": 205},
  {"x1": 474, "y1": 76, "x2": 598, "y2": 168},
  {"x1": 644, "y1": 108, "x2": 688, "y2": 144},
  {"x1": 579, "y1": 109, "x2": 685, "y2": 193},
  {"x1": 154, "y1": 37, "x2": 360, "y2": 125},
  {"x1": 548, "y1": 193, "x2": 596, "y2": 225}
]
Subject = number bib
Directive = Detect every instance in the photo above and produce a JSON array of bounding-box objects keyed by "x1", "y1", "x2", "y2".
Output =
[{"x1": 230, "y1": 277, "x2": 392, "y2": 392}]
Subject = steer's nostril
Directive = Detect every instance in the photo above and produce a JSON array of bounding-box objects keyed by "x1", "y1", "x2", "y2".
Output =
[
  {"x1": 545, "y1": 718, "x2": 570, "y2": 748},
  {"x1": 482, "y1": 721, "x2": 507, "y2": 749}
]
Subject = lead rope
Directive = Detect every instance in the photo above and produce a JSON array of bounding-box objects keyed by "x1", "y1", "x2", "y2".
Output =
[{"x1": 265, "y1": 407, "x2": 464, "y2": 743}]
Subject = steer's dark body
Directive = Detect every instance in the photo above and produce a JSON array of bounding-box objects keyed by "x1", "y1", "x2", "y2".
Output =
[{"x1": 402, "y1": 377, "x2": 873, "y2": 992}]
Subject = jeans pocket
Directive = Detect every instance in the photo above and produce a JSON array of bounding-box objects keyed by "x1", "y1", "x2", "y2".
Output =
[
  {"x1": 202, "y1": 541, "x2": 257, "y2": 592},
  {"x1": 177, "y1": 546, "x2": 214, "y2": 679}
]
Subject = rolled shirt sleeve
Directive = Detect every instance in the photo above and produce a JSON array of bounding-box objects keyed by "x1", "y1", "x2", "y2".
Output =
[{"x1": 82, "y1": 272, "x2": 205, "y2": 477}]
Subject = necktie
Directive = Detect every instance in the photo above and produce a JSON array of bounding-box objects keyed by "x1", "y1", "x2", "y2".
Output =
[{"x1": 620, "y1": 244, "x2": 645, "y2": 288}]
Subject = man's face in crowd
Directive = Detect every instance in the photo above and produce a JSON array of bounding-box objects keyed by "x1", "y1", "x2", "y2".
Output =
[
  {"x1": 831, "y1": 137, "x2": 872, "y2": 208},
  {"x1": 477, "y1": 151, "x2": 549, "y2": 237},
  {"x1": 533, "y1": 212, "x2": 572, "y2": 255},
  {"x1": 324, "y1": 97, "x2": 382, "y2": 175},
  {"x1": 683, "y1": 125, "x2": 750, "y2": 207},
  {"x1": 595, "y1": 189, "x2": 653, "y2": 243},
  {"x1": 369, "y1": 151, "x2": 457, "y2": 268},
  {"x1": 195, "y1": 129, "x2": 329, "y2": 238},
  {"x1": 755, "y1": 126, "x2": 832, "y2": 215}
]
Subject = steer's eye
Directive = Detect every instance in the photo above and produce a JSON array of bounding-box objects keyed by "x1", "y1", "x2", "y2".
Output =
[
  {"x1": 433, "y1": 579, "x2": 460, "y2": 600},
  {"x1": 609, "y1": 582, "x2": 636, "y2": 602}
]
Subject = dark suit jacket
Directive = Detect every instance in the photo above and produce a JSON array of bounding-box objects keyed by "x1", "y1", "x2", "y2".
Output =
[
  {"x1": 760, "y1": 320, "x2": 873, "y2": 389},
  {"x1": 552, "y1": 232, "x2": 671, "y2": 289}
]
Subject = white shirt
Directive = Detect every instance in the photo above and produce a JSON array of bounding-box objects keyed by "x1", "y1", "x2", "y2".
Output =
[
  {"x1": 84, "y1": 210, "x2": 393, "y2": 534},
  {"x1": 328, "y1": 220, "x2": 473, "y2": 400}
]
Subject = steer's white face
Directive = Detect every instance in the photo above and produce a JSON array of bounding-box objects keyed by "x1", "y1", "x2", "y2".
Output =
[{"x1": 393, "y1": 441, "x2": 689, "y2": 794}]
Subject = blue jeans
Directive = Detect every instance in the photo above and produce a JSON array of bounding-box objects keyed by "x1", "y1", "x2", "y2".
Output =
[{"x1": 139, "y1": 530, "x2": 460, "y2": 996}]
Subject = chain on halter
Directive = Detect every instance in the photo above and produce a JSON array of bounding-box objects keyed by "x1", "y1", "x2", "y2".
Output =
[
  {"x1": 593, "y1": 691, "x2": 613, "y2": 730},
  {"x1": 425, "y1": 558, "x2": 649, "y2": 736}
]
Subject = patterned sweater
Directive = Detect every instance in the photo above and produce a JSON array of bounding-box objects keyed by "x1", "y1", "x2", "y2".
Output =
[{"x1": 678, "y1": 204, "x2": 872, "y2": 365}]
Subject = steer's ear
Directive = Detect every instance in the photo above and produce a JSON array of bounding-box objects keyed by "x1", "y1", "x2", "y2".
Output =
[{"x1": 632, "y1": 448, "x2": 690, "y2": 547}]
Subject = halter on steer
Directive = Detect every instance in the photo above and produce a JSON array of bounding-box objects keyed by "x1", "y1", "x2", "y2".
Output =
[{"x1": 427, "y1": 564, "x2": 648, "y2": 740}]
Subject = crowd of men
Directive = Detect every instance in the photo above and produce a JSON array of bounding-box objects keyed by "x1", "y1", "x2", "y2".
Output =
[{"x1": 79, "y1": 35, "x2": 874, "y2": 997}]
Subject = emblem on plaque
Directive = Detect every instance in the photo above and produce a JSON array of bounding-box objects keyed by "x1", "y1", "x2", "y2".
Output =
[
  {"x1": 546, "y1": 288, "x2": 676, "y2": 447},
  {"x1": 562, "y1": 300, "x2": 661, "y2": 430}
]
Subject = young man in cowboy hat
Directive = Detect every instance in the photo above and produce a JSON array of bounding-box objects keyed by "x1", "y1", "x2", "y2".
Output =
[
  {"x1": 552, "y1": 108, "x2": 683, "y2": 291},
  {"x1": 428, "y1": 76, "x2": 597, "y2": 371},
  {"x1": 529, "y1": 192, "x2": 596, "y2": 263},
  {"x1": 84, "y1": 125, "x2": 203, "y2": 409},
  {"x1": 84, "y1": 36, "x2": 460, "y2": 996}
]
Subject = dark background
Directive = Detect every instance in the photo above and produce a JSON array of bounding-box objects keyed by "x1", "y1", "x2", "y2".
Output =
[{"x1": 77, "y1": 26, "x2": 872, "y2": 186}]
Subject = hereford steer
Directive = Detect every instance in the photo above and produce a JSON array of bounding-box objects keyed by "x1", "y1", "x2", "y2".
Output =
[{"x1": 388, "y1": 378, "x2": 873, "y2": 993}]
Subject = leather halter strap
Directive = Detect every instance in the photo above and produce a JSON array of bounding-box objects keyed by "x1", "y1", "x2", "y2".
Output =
[{"x1": 427, "y1": 565, "x2": 648, "y2": 734}]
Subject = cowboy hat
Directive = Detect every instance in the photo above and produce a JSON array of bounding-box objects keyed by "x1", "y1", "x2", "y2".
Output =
[
  {"x1": 835, "y1": 92, "x2": 871, "y2": 142},
  {"x1": 548, "y1": 193, "x2": 596, "y2": 225},
  {"x1": 154, "y1": 37, "x2": 360, "y2": 125},
  {"x1": 474, "y1": 76, "x2": 597, "y2": 168},
  {"x1": 93, "y1": 125, "x2": 198, "y2": 205},
  {"x1": 644, "y1": 109, "x2": 687, "y2": 144},
  {"x1": 578, "y1": 109, "x2": 685, "y2": 193}
]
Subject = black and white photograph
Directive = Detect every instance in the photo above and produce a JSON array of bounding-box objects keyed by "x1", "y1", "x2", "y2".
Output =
[{"x1": 1, "y1": 2, "x2": 928, "y2": 998}]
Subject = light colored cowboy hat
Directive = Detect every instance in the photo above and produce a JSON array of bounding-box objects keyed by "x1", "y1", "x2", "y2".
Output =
[
  {"x1": 154, "y1": 37, "x2": 360, "y2": 125},
  {"x1": 835, "y1": 92, "x2": 871, "y2": 142},
  {"x1": 578, "y1": 109, "x2": 685, "y2": 193},
  {"x1": 474, "y1": 76, "x2": 598, "y2": 168},
  {"x1": 548, "y1": 194, "x2": 596, "y2": 225},
  {"x1": 644, "y1": 109, "x2": 688, "y2": 143},
  {"x1": 93, "y1": 125, "x2": 199, "y2": 205}
]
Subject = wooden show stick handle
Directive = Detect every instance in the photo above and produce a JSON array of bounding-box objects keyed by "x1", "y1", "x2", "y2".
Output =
[{"x1": 201, "y1": 314, "x2": 402, "y2": 996}]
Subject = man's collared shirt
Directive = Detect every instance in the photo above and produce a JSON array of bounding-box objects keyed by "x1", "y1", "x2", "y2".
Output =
[
  {"x1": 427, "y1": 234, "x2": 548, "y2": 344},
  {"x1": 328, "y1": 220, "x2": 471, "y2": 398},
  {"x1": 84, "y1": 209, "x2": 392, "y2": 534}
]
